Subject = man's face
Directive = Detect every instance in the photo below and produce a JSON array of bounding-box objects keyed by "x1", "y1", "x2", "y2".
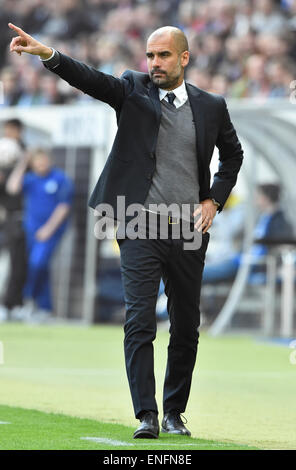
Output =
[
  {"x1": 255, "y1": 190, "x2": 271, "y2": 211},
  {"x1": 146, "y1": 33, "x2": 189, "y2": 90},
  {"x1": 30, "y1": 153, "x2": 51, "y2": 176},
  {"x1": 4, "y1": 124, "x2": 21, "y2": 140}
]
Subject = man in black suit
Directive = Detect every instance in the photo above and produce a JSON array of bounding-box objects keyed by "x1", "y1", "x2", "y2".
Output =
[{"x1": 9, "y1": 23, "x2": 243, "y2": 438}]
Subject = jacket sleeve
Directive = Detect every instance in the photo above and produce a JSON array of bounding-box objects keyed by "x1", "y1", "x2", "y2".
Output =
[
  {"x1": 210, "y1": 97, "x2": 244, "y2": 212},
  {"x1": 41, "y1": 50, "x2": 133, "y2": 110}
]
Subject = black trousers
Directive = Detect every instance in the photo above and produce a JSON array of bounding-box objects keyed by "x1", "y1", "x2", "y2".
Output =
[{"x1": 116, "y1": 217, "x2": 210, "y2": 419}]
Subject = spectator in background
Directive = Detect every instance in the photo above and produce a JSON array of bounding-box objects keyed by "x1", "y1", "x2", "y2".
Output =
[
  {"x1": 6, "y1": 148, "x2": 74, "y2": 322},
  {"x1": 288, "y1": 0, "x2": 296, "y2": 32},
  {"x1": 3, "y1": 118, "x2": 26, "y2": 150},
  {"x1": 0, "y1": 0, "x2": 17, "y2": 61},
  {"x1": 0, "y1": 67, "x2": 22, "y2": 107},
  {"x1": 233, "y1": 0, "x2": 254, "y2": 37},
  {"x1": 238, "y1": 31, "x2": 257, "y2": 58},
  {"x1": 218, "y1": 37, "x2": 245, "y2": 83},
  {"x1": 17, "y1": 66, "x2": 46, "y2": 106},
  {"x1": 267, "y1": 59, "x2": 295, "y2": 97},
  {"x1": 194, "y1": 34, "x2": 224, "y2": 73},
  {"x1": 18, "y1": 0, "x2": 51, "y2": 36},
  {"x1": 210, "y1": 73, "x2": 230, "y2": 96},
  {"x1": 0, "y1": 119, "x2": 27, "y2": 323},
  {"x1": 258, "y1": 32, "x2": 289, "y2": 57},
  {"x1": 230, "y1": 54, "x2": 270, "y2": 98},
  {"x1": 39, "y1": 74, "x2": 67, "y2": 105},
  {"x1": 186, "y1": 67, "x2": 212, "y2": 91},
  {"x1": 251, "y1": 0, "x2": 287, "y2": 34},
  {"x1": 202, "y1": 183, "x2": 294, "y2": 284},
  {"x1": 40, "y1": 0, "x2": 97, "y2": 40}
]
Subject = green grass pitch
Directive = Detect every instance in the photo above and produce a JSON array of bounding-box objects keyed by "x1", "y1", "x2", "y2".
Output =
[{"x1": 0, "y1": 323, "x2": 295, "y2": 450}]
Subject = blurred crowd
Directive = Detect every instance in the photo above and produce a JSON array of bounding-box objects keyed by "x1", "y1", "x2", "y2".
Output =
[{"x1": 1, "y1": 0, "x2": 296, "y2": 106}]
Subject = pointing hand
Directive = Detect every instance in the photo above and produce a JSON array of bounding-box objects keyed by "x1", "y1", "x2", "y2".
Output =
[{"x1": 8, "y1": 23, "x2": 52, "y2": 60}]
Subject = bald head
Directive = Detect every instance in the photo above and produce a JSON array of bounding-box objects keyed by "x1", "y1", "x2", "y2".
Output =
[
  {"x1": 147, "y1": 26, "x2": 189, "y2": 54},
  {"x1": 146, "y1": 26, "x2": 190, "y2": 90}
]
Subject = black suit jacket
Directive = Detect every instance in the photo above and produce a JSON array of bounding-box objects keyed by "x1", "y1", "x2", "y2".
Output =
[{"x1": 43, "y1": 52, "x2": 244, "y2": 220}]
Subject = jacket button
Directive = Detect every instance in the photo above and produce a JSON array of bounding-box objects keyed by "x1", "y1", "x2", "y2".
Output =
[
  {"x1": 150, "y1": 152, "x2": 155, "y2": 159},
  {"x1": 147, "y1": 173, "x2": 152, "y2": 180}
]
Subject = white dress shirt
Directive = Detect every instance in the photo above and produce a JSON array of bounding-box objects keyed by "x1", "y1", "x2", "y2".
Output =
[
  {"x1": 158, "y1": 80, "x2": 188, "y2": 108},
  {"x1": 39, "y1": 47, "x2": 55, "y2": 61}
]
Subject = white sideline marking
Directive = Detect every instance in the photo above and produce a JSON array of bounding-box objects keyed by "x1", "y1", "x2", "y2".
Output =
[
  {"x1": 80, "y1": 437, "x2": 209, "y2": 447},
  {"x1": 133, "y1": 443, "x2": 202, "y2": 447},
  {"x1": 81, "y1": 437, "x2": 133, "y2": 446},
  {"x1": 131, "y1": 442, "x2": 231, "y2": 447},
  {"x1": 0, "y1": 421, "x2": 11, "y2": 424}
]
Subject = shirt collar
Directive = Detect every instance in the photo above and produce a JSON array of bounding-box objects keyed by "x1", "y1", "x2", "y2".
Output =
[{"x1": 158, "y1": 80, "x2": 187, "y2": 106}]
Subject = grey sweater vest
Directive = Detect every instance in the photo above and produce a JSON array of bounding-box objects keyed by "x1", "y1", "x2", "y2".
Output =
[{"x1": 143, "y1": 99, "x2": 200, "y2": 222}]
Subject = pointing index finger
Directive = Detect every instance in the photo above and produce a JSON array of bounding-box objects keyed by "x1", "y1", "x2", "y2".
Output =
[{"x1": 8, "y1": 23, "x2": 27, "y2": 37}]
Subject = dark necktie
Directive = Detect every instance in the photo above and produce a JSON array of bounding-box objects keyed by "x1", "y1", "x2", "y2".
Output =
[{"x1": 166, "y1": 92, "x2": 176, "y2": 107}]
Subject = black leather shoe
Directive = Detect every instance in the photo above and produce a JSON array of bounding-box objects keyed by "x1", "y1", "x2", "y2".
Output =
[
  {"x1": 161, "y1": 412, "x2": 191, "y2": 436},
  {"x1": 133, "y1": 411, "x2": 159, "y2": 439}
]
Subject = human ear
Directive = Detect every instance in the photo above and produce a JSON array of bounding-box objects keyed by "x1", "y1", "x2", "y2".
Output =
[{"x1": 181, "y1": 50, "x2": 190, "y2": 67}]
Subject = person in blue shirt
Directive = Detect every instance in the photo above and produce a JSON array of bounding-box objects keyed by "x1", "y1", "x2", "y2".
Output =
[{"x1": 6, "y1": 148, "x2": 74, "y2": 319}]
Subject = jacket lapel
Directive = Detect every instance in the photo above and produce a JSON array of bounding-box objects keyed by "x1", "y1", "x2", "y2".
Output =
[
  {"x1": 186, "y1": 83, "x2": 205, "y2": 158},
  {"x1": 148, "y1": 81, "x2": 162, "y2": 124}
]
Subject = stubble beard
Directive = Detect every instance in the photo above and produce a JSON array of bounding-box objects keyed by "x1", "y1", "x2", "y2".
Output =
[
  {"x1": 151, "y1": 75, "x2": 180, "y2": 89},
  {"x1": 150, "y1": 65, "x2": 182, "y2": 90}
]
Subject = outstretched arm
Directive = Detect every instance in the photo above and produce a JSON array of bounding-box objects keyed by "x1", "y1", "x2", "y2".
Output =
[{"x1": 8, "y1": 23, "x2": 130, "y2": 110}]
